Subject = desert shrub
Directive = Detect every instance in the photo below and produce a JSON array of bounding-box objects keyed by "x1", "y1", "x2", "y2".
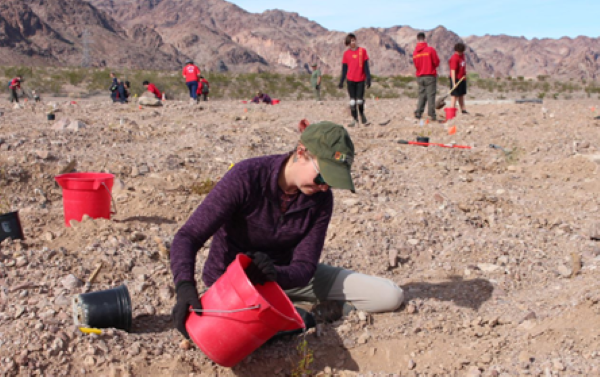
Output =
[
  {"x1": 404, "y1": 90, "x2": 418, "y2": 98},
  {"x1": 62, "y1": 68, "x2": 88, "y2": 86},
  {"x1": 190, "y1": 179, "x2": 217, "y2": 195}
]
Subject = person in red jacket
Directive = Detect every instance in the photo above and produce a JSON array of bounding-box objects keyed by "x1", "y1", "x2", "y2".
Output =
[
  {"x1": 196, "y1": 76, "x2": 210, "y2": 101},
  {"x1": 338, "y1": 33, "x2": 371, "y2": 127},
  {"x1": 9, "y1": 76, "x2": 22, "y2": 103},
  {"x1": 449, "y1": 42, "x2": 468, "y2": 114},
  {"x1": 182, "y1": 59, "x2": 201, "y2": 102},
  {"x1": 143, "y1": 81, "x2": 162, "y2": 99},
  {"x1": 413, "y1": 32, "x2": 440, "y2": 120}
]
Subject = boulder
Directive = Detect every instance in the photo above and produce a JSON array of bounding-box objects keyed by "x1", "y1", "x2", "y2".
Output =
[
  {"x1": 51, "y1": 118, "x2": 71, "y2": 130},
  {"x1": 138, "y1": 97, "x2": 162, "y2": 106}
]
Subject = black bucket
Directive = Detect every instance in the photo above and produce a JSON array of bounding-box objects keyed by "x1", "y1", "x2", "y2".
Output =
[
  {"x1": 0, "y1": 211, "x2": 24, "y2": 243},
  {"x1": 73, "y1": 285, "x2": 132, "y2": 332},
  {"x1": 47, "y1": 114, "x2": 55, "y2": 121},
  {"x1": 416, "y1": 136, "x2": 430, "y2": 146}
]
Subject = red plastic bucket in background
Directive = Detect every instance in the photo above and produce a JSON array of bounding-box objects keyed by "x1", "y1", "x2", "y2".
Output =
[
  {"x1": 54, "y1": 173, "x2": 115, "y2": 227},
  {"x1": 186, "y1": 254, "x2": 304, "y2": 367},
  {"x1": 445, "y1": 107, "x2": 457, "y2": 121},
  {"x1": 272, "y1": 99, "x2": 280, "y2": 105},
  {"x1": 241, "y1": 100, "x2": 248, "y2": 104}
]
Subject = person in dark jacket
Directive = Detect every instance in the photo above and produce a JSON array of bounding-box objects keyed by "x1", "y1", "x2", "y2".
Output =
[
  {"x1": 170, "y1": 121, "x2": 404, "y2": 339},
  {"x1": 413, "y1": 32, "x2": 440, "y2": 120},
  {"x1": 251, "y1": 91, "x2": 272, "y2": 104},
  {"x1": 109, "y1": 72, "x2": 126, "y2": 103}
]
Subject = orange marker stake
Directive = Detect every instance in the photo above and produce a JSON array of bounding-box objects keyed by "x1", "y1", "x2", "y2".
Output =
[
  {"x1": 448, "y1": 125, "x2": 457, "y2": 135},
  {"x1": 244, "y1": 108, "x2": 248, "y2": 113},
  {"x1": 139, "y1": 105, "x2": 143, "y2": 110}
]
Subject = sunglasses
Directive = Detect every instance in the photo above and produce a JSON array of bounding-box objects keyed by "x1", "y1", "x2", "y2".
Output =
[{"x1": 309, "y1": 157, "x2": 328, "y2": 186}]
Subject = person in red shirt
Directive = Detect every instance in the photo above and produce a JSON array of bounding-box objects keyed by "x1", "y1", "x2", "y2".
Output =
[
  {"x1": 413, "y1": 32, "x2": 440, "y2": 120},
  {"x1": 143, "y1": 81, "x2": 162, "y2": 99},
  {"x1": 9, "y1": 76, "x2": 21, "y2": 103},
  {"x1": 182, "y1": 59, "x2": 201, "y2": 102},
  {"x1": 196, "y1": 76, "x2": 210, "y2": 101},
  {"x1": 449, "y1": 43, "x2": 468, "y2": 114},
  {"x1": 338, "y1": 33, "x2": 371, "y2": 127}
]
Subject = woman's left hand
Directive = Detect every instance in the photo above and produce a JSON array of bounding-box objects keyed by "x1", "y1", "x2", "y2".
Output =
[{"x1": 245, "y1": 252, "x2": 277, "y2": 285}]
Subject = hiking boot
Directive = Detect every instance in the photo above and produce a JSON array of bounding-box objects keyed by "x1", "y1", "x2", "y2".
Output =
[
  {"x1": 414, "y1": 111, "x2": 422, "y2": 119},
  {"x1": 360, "y1": 114, "x2": 370, "y2": 125},
  {"x1": 312, "y1": 300, "x2": 357, "y2": 323},
  {"x1": 347, "y1": 119, "x2": 357, "y2": 127},
  {"x1": 461, "y1": 110, "x2": 469, "y2": 114}
]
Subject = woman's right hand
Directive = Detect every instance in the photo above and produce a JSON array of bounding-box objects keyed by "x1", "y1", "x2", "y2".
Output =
[{"x1": 171, "y1": 281, "x2": 202, "y2": 338}]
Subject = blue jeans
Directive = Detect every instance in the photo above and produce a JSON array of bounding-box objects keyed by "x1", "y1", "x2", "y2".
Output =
[{"x1": 186, "y1": 81, "x2": 198, "y2": 100}]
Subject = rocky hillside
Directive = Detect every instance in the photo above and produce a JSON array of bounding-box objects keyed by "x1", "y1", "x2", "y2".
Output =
[
  {"x1": 0, "y1": 0, "x2": 597, "y2": 79},
  {"x1": 0, "y1": 0, "x2": 185, "y2": 69}
]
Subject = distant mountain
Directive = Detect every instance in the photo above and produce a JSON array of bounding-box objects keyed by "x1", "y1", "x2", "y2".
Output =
[
  {"x1": 0, "y1": 0, "x2": 184, "y2": 69},
  {"x1": 0, "y1": 0, "x2": 597, "y2": 80}
]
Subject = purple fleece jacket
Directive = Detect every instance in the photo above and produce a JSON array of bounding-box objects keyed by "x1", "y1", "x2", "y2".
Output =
[
  {"x1": 251, "y1": 94, "x2": 272, "y2": 104},
  {"x1": 170, "y1": 153, "x2": 334, "y2": 290}
]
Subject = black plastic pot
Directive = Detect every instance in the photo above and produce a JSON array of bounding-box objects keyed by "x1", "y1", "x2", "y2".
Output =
[
  {"x1": 73, "y1": 285, "x2": 132, "y2": 332},
  {"x1": 416, "y1": 136, "x2": 430, "y2": 146},
  {"x1": 47, "y1": 114, "x2": 55, "y2": 121},
  {"x1": 0, "y1": 211, "x2": 24, "y2": 243}
]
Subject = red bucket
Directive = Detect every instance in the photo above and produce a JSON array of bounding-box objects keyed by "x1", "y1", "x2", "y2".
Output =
[
  {"x1": 55, "y1": 173, "x2": 115, "y2": 227},
  {"x1": 186, "y1": 254, "x2": 304, "y2": 367},
  {"x1": 272, "y1": 99, "x2": 280, "y2": 105},
  {"x1": 444, "y1": 107, "x2": 457, "y2": 121}
]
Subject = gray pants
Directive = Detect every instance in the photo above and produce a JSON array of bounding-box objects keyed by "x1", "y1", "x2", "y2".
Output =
[
  {"x1": 285, "y1": 264, "x2": 404, "y2": 313},
  {"x1": 415, "y1": 76, "x2": 437, "y2": 119},
  {"x1": 314, "y1": 87, "x2": 321, "y2": 101}
]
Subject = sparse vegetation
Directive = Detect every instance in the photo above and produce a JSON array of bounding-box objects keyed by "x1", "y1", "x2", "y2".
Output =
[
  {"x1": 0, "y1": 65, "x2": 597, "y2": 101},
  {"x1": 190, "y1": 179, "x2": 217, "y2": 196},
  {"x1": 290, "y1": 339, "x2": 314, "y2": 377}
]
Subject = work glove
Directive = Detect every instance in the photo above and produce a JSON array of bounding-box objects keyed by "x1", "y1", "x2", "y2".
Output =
[
  {"x1": 366, "y1": 79, "x2": 371, "y2": 89},
  {"x1": 338, "y1": 82, "x2": 344, "y2": 89},
  {"x1": 245, "y1": 252, "x2": 277, "y2": 285},
  {"x1": 315, "y1": 84, "x2": 320, "y2": 90},
  {"x1": 171, "y1": 281, "x2": 202, "y2": 339}
]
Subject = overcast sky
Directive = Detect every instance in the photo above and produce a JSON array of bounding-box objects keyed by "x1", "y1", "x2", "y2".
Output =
[{"x1": 228, "y1": 0, "x2": 599, "y2": 39}]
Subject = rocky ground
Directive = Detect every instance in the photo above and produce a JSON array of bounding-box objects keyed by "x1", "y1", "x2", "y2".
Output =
[{"x1": 0, "y1": 95, "x2": 599, "y2": 377}]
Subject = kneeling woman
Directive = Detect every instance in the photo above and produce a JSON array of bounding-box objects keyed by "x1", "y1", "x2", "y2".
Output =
[{"x1": 170, "y1": 121, "x2": 404, "y2": 338}]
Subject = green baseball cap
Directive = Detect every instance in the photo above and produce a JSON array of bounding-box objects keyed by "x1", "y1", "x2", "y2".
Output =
[{"x1": 300, "y1": 121, "x2": 355, "y2": 192}]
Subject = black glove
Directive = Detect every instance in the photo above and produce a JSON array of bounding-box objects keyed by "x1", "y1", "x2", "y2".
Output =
[
  {"x1": 245, "y1": 252, "x2": 277, "y2": 285},
  {"x1": 171, "y1": 281, "x2": 202, "y2": 339},
  {"x1": 338, "y1": 82, "x2": 344, "y2": 89},
  {"x1": 366, "y1": 79, "x2": 371, "y2": 89},
  {"x1": 315, "y1": 84, "x2": 320, "y2": 90}
]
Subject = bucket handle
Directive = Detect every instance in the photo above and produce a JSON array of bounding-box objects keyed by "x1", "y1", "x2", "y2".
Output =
[
  {"x1": 189, "y1": 304, "x2": 261, "y2": 314},
  {"x1": 101, "y1": 182, "x2": 118, "y2": 215}
]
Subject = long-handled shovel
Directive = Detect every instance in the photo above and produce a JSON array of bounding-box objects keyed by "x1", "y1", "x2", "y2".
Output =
[
  {"x1": 398, "y1": 139, "x2": 472, "y2": 149},
  {"x1": 435, "y1": 77, "x2": 465, "y2": 110}
]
